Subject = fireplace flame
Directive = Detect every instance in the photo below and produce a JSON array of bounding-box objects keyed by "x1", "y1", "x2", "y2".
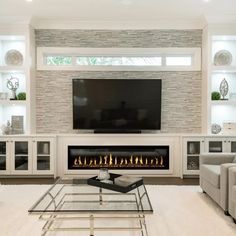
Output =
[
  {"x1": 73, "y1": 153, "x2": 165, "y2": 168},
  {"x1": 109, "y1": 154, "x2": 113, "y2": 165}
]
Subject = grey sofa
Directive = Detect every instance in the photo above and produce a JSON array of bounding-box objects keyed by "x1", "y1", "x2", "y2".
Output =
[
  {"x1": 229, "y1": 167, "x2": 236, "y2": 223},
  {"x1": 200, "y1": 153, "x2": 236, "y2": 214}
]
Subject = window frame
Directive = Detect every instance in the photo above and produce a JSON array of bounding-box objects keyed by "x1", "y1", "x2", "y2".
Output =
[{"x1": 37, "y1": 47, "x2": 201, "y2": 71}]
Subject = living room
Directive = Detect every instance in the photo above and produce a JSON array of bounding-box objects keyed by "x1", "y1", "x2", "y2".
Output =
[{"x1": 0, "y1": 0, "x2": 236, "y2": 235}]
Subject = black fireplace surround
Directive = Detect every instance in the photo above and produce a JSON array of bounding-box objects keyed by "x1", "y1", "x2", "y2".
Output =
[{"x1": 68, "y1": 145, "x2": 169, "y2": 170}]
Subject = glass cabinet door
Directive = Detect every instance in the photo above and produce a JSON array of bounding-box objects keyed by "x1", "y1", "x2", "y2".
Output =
[
  {"x1": 208, "y1": 141, "x2": 223, "y2": 153},
  {"x1": 36, "y1": 141, "x2": 50, "y2": 171},
  {"x1": 0, "y1": 141, "x2": 7, "y2": 171},
  {"x1": 187, "y1": 141, "x2": 201, "y2": 171},
  {"x1": 14, "y1": 141, "x2": 29, "y2": 171},
  {"x1": 231, "y1": 141, "x2": 236, "y2": 153},
  {"x1": 183, "y1": 138, "x2": 204, "y2": 176},
  {"x1": 33, "y1": 139, "x2": 54, "y2": 175}
]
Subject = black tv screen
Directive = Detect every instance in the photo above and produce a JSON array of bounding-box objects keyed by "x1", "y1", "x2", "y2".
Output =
[{"x1": 73, "y1": 79, "x2": 162, "y2": 132}]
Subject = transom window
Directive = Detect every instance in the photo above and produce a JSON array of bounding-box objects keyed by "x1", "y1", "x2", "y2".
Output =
[
  {"x1": 76, "y1": 56, "x2": 162, "y2": 66},
  {"x1": 38, "y1": 47, "x2": 201, "y2": 71},
  {"x1": 166, "y1": 56, "x2": 192, "y2": 66},
  {"x1": 46, "y1": 56, "x2": 72, "y2": 65}
]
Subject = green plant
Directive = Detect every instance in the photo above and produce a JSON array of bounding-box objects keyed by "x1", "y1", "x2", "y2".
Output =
[
  {"x1": 211, "y1": 91, "x2": 221, "y2": 100},
  {"x1": 17, "y1": 92, "x2": 26, "y2": 100}
]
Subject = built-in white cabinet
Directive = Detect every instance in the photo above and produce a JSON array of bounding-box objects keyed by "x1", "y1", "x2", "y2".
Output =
[
  {"x1": 32, "y1": 138, "x2": 55, "y2": 175},
  {"x1": 204, "y1": 137, "x2": 236, "y2": 153},
  {"x1": 0, "y1": 138, "x2": 10, "y2": 174},
  {"x1": 183, "y1": 137, "x2": 204, "y2": 175},
  {"x1": 11, "y1": 138, "x2": 31, "y2": 175},
  {"x1": 0, "y1": 136, "x2": 55, "y2": 176},
  {"x1": 183, "y1": 136, "x2": 236, "y2": 177}
]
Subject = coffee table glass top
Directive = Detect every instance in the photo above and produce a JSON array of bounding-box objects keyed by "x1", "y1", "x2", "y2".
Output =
[{"x1": 29, "y1": 178, "x2": 153, "y2": 214}]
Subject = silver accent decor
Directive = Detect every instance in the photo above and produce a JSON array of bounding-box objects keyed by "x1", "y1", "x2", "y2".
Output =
[
  {"x1": 211, "y1": 123, "x2": 222, "y2": 134},
  {"x1": 219, "y1": 78, "x2": 229, "y2": 100},
  {"x1": 7, "y1": 76, "x2": 19, "y2": 100},
  {"x1": 214, "y1": 50, "x2": 233, "y2": 66},
  {"x1": 4, "y1": 49, "x2": 23, "y2": 66}
]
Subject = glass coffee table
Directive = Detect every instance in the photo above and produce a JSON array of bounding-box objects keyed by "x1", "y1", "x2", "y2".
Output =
[{"x1": 29, "y1": 178, "x2": 153, "y2": 236}]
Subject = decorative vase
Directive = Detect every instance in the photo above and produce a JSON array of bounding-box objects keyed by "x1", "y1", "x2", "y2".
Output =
[
  {"x1": 189, "y1": 143, "x2": 196, "y2": 154},
  {"x1": 98, "y1": 168, "x2": 110, "y2": 181}
]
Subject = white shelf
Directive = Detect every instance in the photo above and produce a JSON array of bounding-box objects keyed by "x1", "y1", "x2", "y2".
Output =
[
  {"x1": 212, "y1": 66, "x2": 236, "y2": 73},
  {"x1": 0, "y1": 66, "x2": 26, "y2": 73},
  {"x1": 211, "y1": 100, "x2": 236, "y2": 106},
  {"x1": 0, "y1": 100, "x2": 26, "y2": 106}
]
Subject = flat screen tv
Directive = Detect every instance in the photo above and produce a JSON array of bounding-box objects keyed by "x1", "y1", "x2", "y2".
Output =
[{"x1": 73, "y1": 79, "x2": 162, "y2": 132}]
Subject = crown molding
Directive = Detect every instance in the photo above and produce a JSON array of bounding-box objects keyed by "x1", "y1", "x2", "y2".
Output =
[
  {"x1": 205, "y1": 15, "x2": 236, "y2": 25},
  {"x1": 31, "y1": 18, "x2": 205, "y2": 30}
]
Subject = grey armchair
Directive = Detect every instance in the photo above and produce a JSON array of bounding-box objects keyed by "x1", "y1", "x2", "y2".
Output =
[
  {"x1": 229, "y1": 167, "x2": 236, "y2": 223},
  {"x1": 200, "y1": 153, "x2": 236, "y2": 214}
]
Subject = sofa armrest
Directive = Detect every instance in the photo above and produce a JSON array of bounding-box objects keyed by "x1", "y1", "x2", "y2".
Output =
[
  {"x1": 220, "y1": 163, "x2": 236, "y2": 210},
  {"x1": 229, "y1": 167, "x2": 236, "y2": 188},
  {"x1": 200, "y1": 153, "x2": 235, "y2": 166},
  {"x1": 229, "y1": 167, "x2": 236, "y2": 215}
]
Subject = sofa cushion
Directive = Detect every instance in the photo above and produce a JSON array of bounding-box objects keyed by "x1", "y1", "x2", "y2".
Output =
[
  {"x1": 233, "y1": 156, "x2": 236, "y2": 163},
  {"x1": 201, "y1": 164, "x2": 221, "y2": 188},
  {"x1": 232, "y1": 186, "x2": 236, "y2": 203}
]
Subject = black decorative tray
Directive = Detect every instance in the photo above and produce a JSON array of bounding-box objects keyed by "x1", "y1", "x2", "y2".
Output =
[{"x1": 87, "y1": 173, "x2": 143, "y2": 193}]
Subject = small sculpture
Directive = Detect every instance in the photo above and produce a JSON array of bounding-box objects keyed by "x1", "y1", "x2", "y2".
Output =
[
  {"x1": 7, "y1": 76, "x2": 19, "y2": 100},
  {"x1": 219, "y1": 78, "x2": 229, "y2": 100}
]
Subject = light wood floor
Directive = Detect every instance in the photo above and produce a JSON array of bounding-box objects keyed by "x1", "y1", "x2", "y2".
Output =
[{"x1": 0, "y1": 177, "x2": 199, "y2": 185}]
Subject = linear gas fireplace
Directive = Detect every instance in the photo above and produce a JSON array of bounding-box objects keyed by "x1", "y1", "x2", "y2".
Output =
[{"x1": 68, "y1": 146, "x2": 169, "y2": 170}]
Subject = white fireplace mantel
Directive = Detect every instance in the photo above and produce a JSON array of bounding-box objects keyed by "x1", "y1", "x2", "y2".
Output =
[{"x1": 57, "y1": 134, "x2": 182, "y2": 178}]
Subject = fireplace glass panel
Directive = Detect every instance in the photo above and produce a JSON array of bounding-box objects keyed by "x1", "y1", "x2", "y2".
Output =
[{"x1": 68, "y1": 146, "x2": 169, "y2": 170}]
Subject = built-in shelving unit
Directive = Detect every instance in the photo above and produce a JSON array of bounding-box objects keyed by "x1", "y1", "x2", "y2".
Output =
[
  {"x1": 0, "y1": 27, "x2": 35, "y2": 134},
  {"x1": 208, "y1": 33, "x2": 236, "y2": 134}
]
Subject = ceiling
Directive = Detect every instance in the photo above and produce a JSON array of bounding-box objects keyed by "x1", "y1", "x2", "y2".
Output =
[{"x1": 0, "y1": 0, "x2": 236, "y2": 28}]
